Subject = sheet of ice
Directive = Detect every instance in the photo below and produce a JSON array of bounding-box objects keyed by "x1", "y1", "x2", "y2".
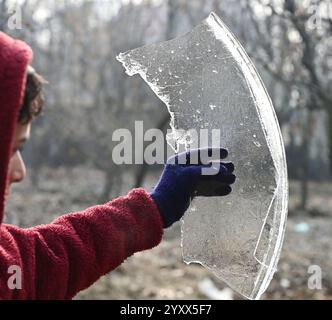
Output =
[{"x1": 116, "y1": 12, "x2": 288, "y2": 300}]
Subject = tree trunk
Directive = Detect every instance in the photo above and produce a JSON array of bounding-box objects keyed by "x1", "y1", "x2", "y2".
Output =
[
  {"x1": 100, "y1": 167, "x2": 122, "y2": 203},
  {"x1": 300, "y1": 110, "x2": 313, "y2": 211},
  {"x1": 327, "y1": 109, "x2": 332, "y2": 175}
]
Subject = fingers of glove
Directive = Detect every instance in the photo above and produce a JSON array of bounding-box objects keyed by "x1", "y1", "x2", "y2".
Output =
[
  {"x1": 180, "y1": 163, "x2": 225, "y2": 177},
  {"x1": 178, "y1": 163, "x2": 235, "y2": 182},
  {"x1": 217, "y1": 173, "x2": 236, "y2": 184},
  {"x1": 215, "y1": 185, "x2": 232, "y2": 196},
  {"x1": 210, "y1": 167, "x2": 236, "y2": 184},
  {"x1": 195, "y1": 181, "x2": 233, "y2": 197},
  {"x1": 193, "y1": 164, "x2": 235, "y2": 185},
  {"x1": 168, "y1": 147, "x2": 228, "y2": 165},
  {"x1": 221, "y1": 162, "x2": 234, "y2": 173}
]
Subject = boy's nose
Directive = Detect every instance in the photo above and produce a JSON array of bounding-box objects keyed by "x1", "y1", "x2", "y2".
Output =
[{"x1": 9, "y1": 152, "x2": 26, "y2": 184}]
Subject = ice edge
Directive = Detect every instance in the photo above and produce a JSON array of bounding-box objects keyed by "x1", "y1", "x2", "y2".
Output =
[{"x1": 205, "y1": 12, "x2": 288, "y2": 300}]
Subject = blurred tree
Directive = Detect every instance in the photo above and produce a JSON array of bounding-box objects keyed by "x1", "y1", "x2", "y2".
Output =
[{"x1": 0, "y1": 0, "x2": 330, "y2": 210}]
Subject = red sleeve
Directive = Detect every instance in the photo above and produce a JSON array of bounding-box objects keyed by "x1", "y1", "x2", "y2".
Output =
[{"x1": 0, "y1": 188, "x2": 164, "y2": 299}]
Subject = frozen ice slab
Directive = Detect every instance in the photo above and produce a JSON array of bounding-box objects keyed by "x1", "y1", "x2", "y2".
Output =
[{"x1": 117, "y1": 12, "x2": 288, "y2": 300}]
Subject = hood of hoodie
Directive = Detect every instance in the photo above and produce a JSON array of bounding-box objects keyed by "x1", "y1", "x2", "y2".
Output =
[{"x1": 0, "y1": 32, "x2": 33, "y2": 224}]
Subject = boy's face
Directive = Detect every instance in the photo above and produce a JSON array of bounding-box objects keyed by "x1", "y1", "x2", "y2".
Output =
[{"x1": 4, "y1": 122, "x2": 31, "y2": 205}]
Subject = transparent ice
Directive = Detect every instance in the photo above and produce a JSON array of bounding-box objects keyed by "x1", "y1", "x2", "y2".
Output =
[{"x1": 117, "y1": 12, "x2": 288, "y2": 300}]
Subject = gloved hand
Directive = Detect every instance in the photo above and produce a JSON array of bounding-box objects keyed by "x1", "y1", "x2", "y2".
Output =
[{"x1": 150, "y1": 148, "x2": 236, "y2": 228}]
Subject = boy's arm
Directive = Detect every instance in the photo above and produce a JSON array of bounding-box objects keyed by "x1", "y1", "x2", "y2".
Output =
[{"x1": 0, "y1": 188, "x2": 163, "y2": 299}]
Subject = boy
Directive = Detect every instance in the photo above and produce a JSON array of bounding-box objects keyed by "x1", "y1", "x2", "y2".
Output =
[{"x1": 0, "y1": 32, "x2": 235, "y2": 299}]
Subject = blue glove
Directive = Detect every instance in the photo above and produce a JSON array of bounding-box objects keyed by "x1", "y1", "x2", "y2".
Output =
[{"x1": 150, "y1": 148, "x2": 236, "y2": 228}]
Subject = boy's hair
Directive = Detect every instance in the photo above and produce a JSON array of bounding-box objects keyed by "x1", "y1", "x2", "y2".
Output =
[{"x1": 18, "y1": 66, "x2": 46, "y2": 124}]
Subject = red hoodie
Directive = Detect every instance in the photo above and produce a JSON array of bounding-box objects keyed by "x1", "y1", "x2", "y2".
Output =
[{"x1": 0, "y1": 32, "x2": 163, "y2": 299}]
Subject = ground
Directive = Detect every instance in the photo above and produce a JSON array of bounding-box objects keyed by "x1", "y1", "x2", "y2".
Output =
[{"x1": 5, "y1": 166, "x2": 332, "y2": 300}]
